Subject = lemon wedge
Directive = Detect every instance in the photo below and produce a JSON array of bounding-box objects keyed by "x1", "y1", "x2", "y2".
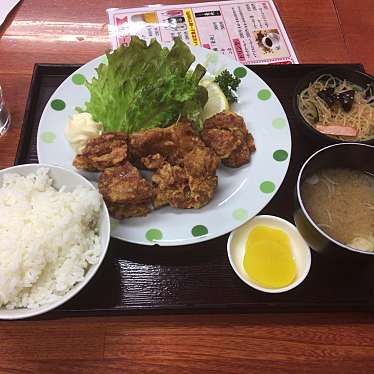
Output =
[
  {"x1": 201, "y1": 82, "x2": 229, "y2": 121},
  {"x1": 199, "y1": 77, "x2": 214, "y2": 87}
]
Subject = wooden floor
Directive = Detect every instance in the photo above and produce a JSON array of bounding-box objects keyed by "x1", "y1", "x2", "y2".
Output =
[{"x1": 1, "y1": 1, "x2": 374, "y2": 373}]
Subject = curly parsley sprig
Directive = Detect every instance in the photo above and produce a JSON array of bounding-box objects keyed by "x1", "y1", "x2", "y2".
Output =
[{"x1": 214, "y1": 69, "x2": 241, "y2": 104}]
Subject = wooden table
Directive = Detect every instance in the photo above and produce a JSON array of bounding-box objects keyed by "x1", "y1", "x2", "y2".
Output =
[{"x1": 1, "y1": 1, "x2": 374, "y2": 372}]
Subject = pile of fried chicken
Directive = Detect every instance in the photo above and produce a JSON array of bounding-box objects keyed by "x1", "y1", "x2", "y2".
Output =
[{"x1": 73, "y1": 111, "x2": 256, "y2": 219}]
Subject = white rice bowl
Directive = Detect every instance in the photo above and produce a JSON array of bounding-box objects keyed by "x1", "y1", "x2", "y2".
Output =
[{"x1": 0, "y1": 164, "x2": 110, "y2": 320}]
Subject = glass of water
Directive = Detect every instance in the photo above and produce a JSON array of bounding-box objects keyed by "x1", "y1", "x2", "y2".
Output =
[{"x1": 0, "y1": 85, "x2": 11, "y2": 136}]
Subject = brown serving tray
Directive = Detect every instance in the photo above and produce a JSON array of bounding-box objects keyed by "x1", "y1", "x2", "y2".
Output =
[{"x1": 15, "y1": 63, "x2": 374, "y2": 318}]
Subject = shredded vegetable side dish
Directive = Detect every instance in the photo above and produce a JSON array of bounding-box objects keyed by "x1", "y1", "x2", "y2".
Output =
[{"x1": 298, "y1": 74, "x2": 374, "y2": 140}]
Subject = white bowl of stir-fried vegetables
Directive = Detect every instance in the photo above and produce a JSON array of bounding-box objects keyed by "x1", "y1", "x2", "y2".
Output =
[{"x1": 294, "y1": 67, "x2": 374, "y2": 144}]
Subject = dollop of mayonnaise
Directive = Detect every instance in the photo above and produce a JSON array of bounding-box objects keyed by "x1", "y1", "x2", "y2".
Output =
[{"x1": 64, "y1": 113, "x2": 103, "y2": 153}]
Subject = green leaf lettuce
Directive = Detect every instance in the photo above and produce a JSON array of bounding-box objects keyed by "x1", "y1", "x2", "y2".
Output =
[{"x1": 79, "y1": 37, "x2": 208, "y2": 133}]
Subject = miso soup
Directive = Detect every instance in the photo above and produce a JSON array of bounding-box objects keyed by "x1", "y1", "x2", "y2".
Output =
[{"x1": 301, "y1": 168, "x2": 374, "y2": 252}]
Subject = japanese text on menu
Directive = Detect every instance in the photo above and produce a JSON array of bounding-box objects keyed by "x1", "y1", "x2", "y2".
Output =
[{"x1": 108, "y1": 0, "x2": 298, "y2": 65}]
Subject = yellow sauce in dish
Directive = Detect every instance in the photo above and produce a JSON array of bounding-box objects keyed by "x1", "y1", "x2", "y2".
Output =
[{"x1": 243, "y1": 225, "x2": 297, "y2": 288}]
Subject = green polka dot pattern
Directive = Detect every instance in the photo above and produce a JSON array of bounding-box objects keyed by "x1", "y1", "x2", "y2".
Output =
[
  {"x1": 272, "y1": 118, "x2": 286, "y2": 129},
  {"x1": 40, "y1": 131, "x2": 56, "y2": 144},
  {"x1": 233, "y1": 67, "x2": 247, "y2": 78},
  {"x1": 191, "y1": 225, "x2": 208, "y2": 237},
  {"x1": 257, "y1": 89, "x2": 271, "y2": 101},
  {"x1": 72, "y1": 74, "x2": 86, "y2": 85},
  {"x1": 273, "y1": 149, "x2": 288, "y2": 162},
  {"x1": 51, "y1": 99, "x2": 66, "y2": 111},
  {"x1": 260, "y1": 181, "x2": 276, "y2": 194},
  {"x1": 232, "y1": 208, "x2": 249, "y2": 221},
  {"x1": 145, "y1": 228, "x2": 163, "y2": 242}
]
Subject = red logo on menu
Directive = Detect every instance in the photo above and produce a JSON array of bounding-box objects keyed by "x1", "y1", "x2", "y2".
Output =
[
  {"x1": 166, "y1": 10, "x2": 183, "y2": 17},
  {"x1": 232, "y1": 39, "x2": 245, "y2": 62},
  {"x1": 115, "y1": 15, "x2": 131, "y2": 46},
  {"x1": 115, "y1": 16, "x2": 128, "y2": 26}
]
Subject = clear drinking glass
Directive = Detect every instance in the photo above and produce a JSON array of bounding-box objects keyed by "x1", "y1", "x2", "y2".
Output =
[{"x1": 0, "y1": 85, "x2": 11, "y2": 136}]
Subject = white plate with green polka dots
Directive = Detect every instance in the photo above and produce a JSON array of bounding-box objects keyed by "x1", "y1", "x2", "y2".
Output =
[{"x1": 37, "y1": 46, "x2": 291, "y2": 246}]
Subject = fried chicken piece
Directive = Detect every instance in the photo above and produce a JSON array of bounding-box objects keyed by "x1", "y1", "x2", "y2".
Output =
[
  {"x1": 141, "y1": 153, "x2": 165, "y2": 170},
  {"x1": 170, "y1": 121, "x2": 205, "y2": 160},
  {"x1": 151, "y1": 144, "x2": 220, "y2": 209},
  {"x1": 201, "y1": 111, "x2": 255, "y2": 168},
  {"x1": 129, "y1": 127, "x2": 175, "y2": 168},
  {"x1": 98, "y1": 162, "x2": 152, "y2": 205},
  {"x1": 152, "y1": 161, "x2": 218, "y2": 209},
  {"x1": 107, "y1": 202, "x2": 150, "y2": 220},
  {"x1": 73, "y1": 132, "x2": 128, "y2": 171},
  {"x1": 224, "y1": 133, "x2": 256, "y2": 168},
  {"x1": 152, "y1": 163, "x2": 188, "y2": 208},
  {"x1": 183, "y1": 146, "x2": 220, "y2": 177},
  {"x1": 185, "y1": 175, "x2": 218, "y2": 209},
  {"x1": 129, "y1": 121, "x2": 204, "y2": 168}
]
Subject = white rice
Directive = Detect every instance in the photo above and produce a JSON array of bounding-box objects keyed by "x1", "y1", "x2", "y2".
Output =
[{"x1": 0, "y1": 168, "x2": 102, "y2": 309}]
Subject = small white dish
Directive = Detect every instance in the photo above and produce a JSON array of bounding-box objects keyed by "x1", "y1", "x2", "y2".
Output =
[
  {"x1": 227, "y1": 215, "x2": 311, "y2": 293},
  {"x1": 0, "y1": 163, "x2": 110, "y2": 320}
]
